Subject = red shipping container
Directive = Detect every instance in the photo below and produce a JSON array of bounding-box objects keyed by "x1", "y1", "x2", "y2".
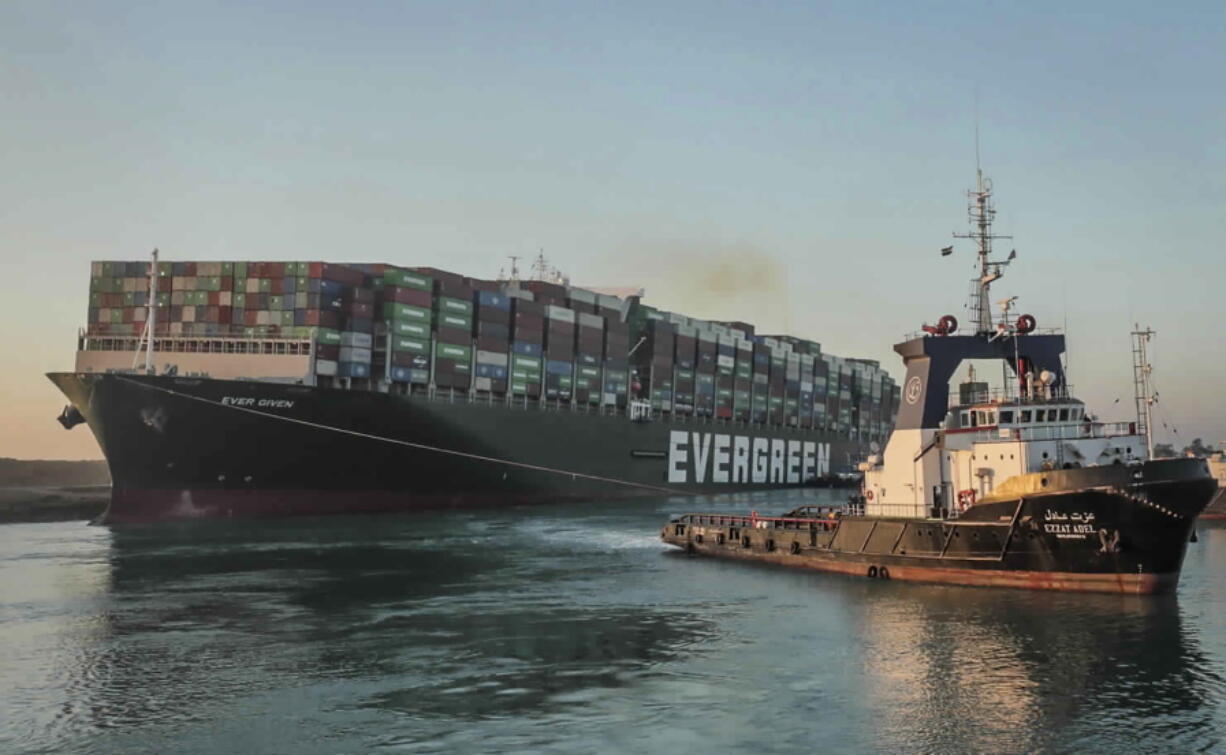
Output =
[
  {"x1": 513, "y1": 312, "x2": 544, "y2": 330},
  {"x1": 266, "y1": 262, "x2": 285, "y2": 278},
  {"x1": 320, "y1": 263, "x2": 364, "y2": 287},
  {"x1": 185, "y1": 262, "x2": 197, "y2": 276},
  {"x1": 270, "y1": 278, "x2": 284, "y2": 295},
  {"x1": 383, "y1": 287, "x2": 432, "y2": 307},
  {"x1": 308, "y1": 262, "x2": 323, "y2": 278},
  {"x1": 348, "y1": 287, "x2": 374, "y2": 304},
  {"x1": 244, "y1": 310, "x2": 259, "y2": 326},
  {"x1": 476, "y1": 334, "x2": 509, "y2": 352},
  {"x1": 219, "y1": 306, "x2": 232, "y2": 323},
  {"x1": 158, "y1": 277, "x2": 172, "y2": 293},
  {"x1": 208, "y1": 291, "x2": 221, "y2": 306},
  {"x1": 466, "y1": 276, "x2": 500, "y2": 293},
  {"x1": 205, "y1": 306, "x2": 219, "y2": 323}
]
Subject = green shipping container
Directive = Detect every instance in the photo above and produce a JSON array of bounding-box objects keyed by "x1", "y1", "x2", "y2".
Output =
[
  {"x1": 221, "y1": 262, "x2": 234, "y2": 276},
  {"x1": 391, "y1": 320, "x2": 430, "y2": 338},
  {"x1": 382, "y1": 268, "x2": 432, "y2": 291},
  {"x1": 259, "y1": 278, "x2": 272, "y2": 293},
  {"x1": 390, "y1": 336, "x2": 429, "y2": 353},
  {"x1": 578, "y1": 366, "x2": 600, "y2": 379},
  {"x1": 436, "y1": 342, "x2": 473, "y2": 361},
  {"x1": 280, "y1": 311, "x2": 295, "y2": 327},
  {"x1": 438, "y1": 313, "x2": 473, "y2": 330},
  {"x1": 235, "y1": 261, "x2": 248, "y2": 277},
  {"x1": 269, "y1": 296, "x2": 284, "y2": 310},
  {"x1": 437, "y1": 296, "x2": 474, "y2": 315},
  {"x1": 233, "y1": 293, "x2": 247, "y2": 309},
  {"x1": 315, "y1": 328, "x2": 342, "y2": 345},
  {"x1": 382, "y1": 303, "x2": 432, "y2": 323}
]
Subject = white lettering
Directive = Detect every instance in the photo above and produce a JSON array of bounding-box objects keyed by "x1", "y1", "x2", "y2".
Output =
[
  {"x1": 752, "y1": 437, "x2": 769, "y2": 483},
  {"x1": 713, "y1": 434, "x2": 731, "y2": 483},
  {"x1": 770, "y1": 439, "x2": 785, "y2": 483},
  {"x1": 786, "y1": 440, "x2": 801, "y2": 484},
  {"x1": 692, "y1": 432, "x2": 713, "y2": 484},
  {"x1": 819, "y1": 443, "x2": 830, "y2": 477},
  {"x1": 667, "y1": 430, "x2": 688, "y2": 483},
  {"x1": 802, "y1": 441, "x2": 817, "y2": 482},
  {"x1": 733, "y1": 436, "x2": 751, "y2": 483}
]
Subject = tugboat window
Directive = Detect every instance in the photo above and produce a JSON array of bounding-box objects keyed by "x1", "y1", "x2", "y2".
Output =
[
  {"x1": 1000, "y1": 410, "x2": 1014, "y2": 423},
  {"x1": 1059, "y1": 408, "x2": 1069, "y2": 421},
  {"x1": 1020, "y1": 411, "x2": 1032, "y2": 423},
  {"x1": 1035, "y1": 410, "x2": 1045, "y2": 422}
]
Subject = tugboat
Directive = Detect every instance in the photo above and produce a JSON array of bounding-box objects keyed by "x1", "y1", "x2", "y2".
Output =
[{"x1": 661, "y1": 173, "x2": 1218, "y2": 594}]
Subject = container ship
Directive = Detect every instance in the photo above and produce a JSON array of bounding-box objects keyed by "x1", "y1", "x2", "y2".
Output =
[
  {"x1": 661, "y1": 173, "x2": 1218, "y2": 594},
  {"x1": 49, "y1": 256, "x2": 899, "y2": 523}
]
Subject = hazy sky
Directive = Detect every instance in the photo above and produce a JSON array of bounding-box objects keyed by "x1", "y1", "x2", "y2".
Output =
[{"x1": 3, "y1": 1, "x2": 1224, "y2": 460}]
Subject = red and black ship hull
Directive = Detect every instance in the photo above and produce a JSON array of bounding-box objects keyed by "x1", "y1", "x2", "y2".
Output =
[
  {"x1": 49, "y1": 372, "x2": 861, "y2": 523},
  {"x1": 662, "y1": 458, "x2": 1217, "y2": 595}
]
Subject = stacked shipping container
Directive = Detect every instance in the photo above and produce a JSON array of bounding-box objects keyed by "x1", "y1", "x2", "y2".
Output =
[{"x1": 85, "y1": 260, "x2": 896, "y2": 438}]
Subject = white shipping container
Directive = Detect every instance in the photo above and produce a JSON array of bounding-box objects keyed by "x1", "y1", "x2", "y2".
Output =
[
  {"x1": 340, "y1": 332, "x2": 373, "y2": 348},
  {"x1": 476, "y1": 350, "x2": 509, "y2": 366},
  {"x1": 545, "y1": 305, "x2": 576, "y2": 323},
  {"x1": 566, "y1": 287, "x2": 597, "y2": 304},
  {"x1": 339, "y1": 346, "x2": 372, "y2": 363},
  {"x1": 698, "y1": 331, "x2": 717, "y2": 344},
  {"x1": 596, "y1": 293, "x2": 622, "y2": 309},
  {"x1": 315, "y1": 359, "x2": 338, "y2": 376},
  {"x1": 182, "y1": 306, "x2": 196, "y2": 323},
  {"x1": 717, "y1": 354, "x2": 736, "y2": 369},
  {"x1": 676, "y1": 324, "x2": 698, "y2": 338},
  {"x1": 256, "y1": 310, "x2": 271, "y2": 325},
  {"x1": 220, "y1": 291, "x2": 233, "y2": 307},
  {"x1": 475, "y1": 377, "x2": 493, "y2": 391},
  {"x1": 502, "y1": 285, "x2": 535, "y2": 302},
  {"x1": 577, "y1": 312, "x2": 604, "y2": 329},
  {"x1": 246, "y1": 279, "x2": 261, "y2": 294}
]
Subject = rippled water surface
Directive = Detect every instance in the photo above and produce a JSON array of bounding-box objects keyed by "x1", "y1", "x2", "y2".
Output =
[{"x1": 2, "y1": 490, "x2": 1226, "y2": 754}]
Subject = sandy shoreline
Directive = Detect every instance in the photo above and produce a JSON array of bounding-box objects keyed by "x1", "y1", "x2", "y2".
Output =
[{"x1": 0, "y1": 486, "x2": 110, "y2": 524}]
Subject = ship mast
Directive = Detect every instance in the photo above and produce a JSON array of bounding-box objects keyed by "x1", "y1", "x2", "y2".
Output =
[
  {"x1": 1132, "y1": 325, "x2": 1156, "y2": 457},
  {"x1": 953, "y1": 171, "x2": 1014, "y2": 334}
]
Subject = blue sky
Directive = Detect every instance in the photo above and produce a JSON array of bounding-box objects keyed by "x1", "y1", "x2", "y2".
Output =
[{"x1": 2, "y1": 1, "x2": 1223, "y2": 458}]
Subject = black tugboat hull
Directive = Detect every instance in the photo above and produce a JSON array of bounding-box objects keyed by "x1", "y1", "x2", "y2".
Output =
[
  {"x1": 48, "y1": 372, "x2": 862, "y2": 524},
  {"x1": 662, "y1": 459, "x2": 1216, "y2": 594}
]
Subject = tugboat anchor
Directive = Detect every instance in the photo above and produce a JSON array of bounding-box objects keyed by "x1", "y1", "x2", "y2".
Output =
[{"x1": 57, "y1": 405, "x2": 85, "y2": 430}]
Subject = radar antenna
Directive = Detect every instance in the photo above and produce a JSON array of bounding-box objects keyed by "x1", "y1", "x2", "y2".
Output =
[{"x1": 950, "y1": 171, "x2": 1015, "y2": 334}]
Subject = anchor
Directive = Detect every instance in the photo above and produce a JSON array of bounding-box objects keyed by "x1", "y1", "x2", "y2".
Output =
[{"x1": 57, "y1": 405, "x2": 85, "y2": 430}]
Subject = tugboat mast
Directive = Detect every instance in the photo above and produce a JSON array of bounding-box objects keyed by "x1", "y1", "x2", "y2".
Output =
[
  {"x1": 953, "y1": 171, "x2": 1014, "y2": 334},
  {"x1": 1132, "y1": 326, "x2": 1157, "y2": 458}
]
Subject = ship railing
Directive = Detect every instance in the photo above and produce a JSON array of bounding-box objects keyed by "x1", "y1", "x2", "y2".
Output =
[
  {"x1": 78, "y1": 329, "x2": 313, "y2": 356},
  {"x1": 902, "y1": 326, "x2": 1063, "y2": 341},
  {"x1": 947, "y1": 385, "x2": 1078, "y2": 408},
  {"x1": 969, "y1": 421, "x2": 1139, "y2": 444},
  {"x1": 676, "y1": 512, "x2": 843, "y2": 531}
]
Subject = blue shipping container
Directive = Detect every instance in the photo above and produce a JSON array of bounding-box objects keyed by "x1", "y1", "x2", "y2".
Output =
[
  {"x1": 475, "y1": 364, "x2": 510, "y2": 379},
  {"x1": 476, "y1": 290, "x2": 511, "y2": 311},
  {"x1": 512, "y1": 340, "x2": 543, "y2": 357},
  {"x1": 546, "y1": 360, "x2": 573, "y2": 375},
  {"x1": 337, "y1": 361, "x2": 371, "y2": 378}
]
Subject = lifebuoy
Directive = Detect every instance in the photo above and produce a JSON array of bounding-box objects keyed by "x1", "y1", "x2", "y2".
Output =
[
  {"x1": 957, "y1": 489, "x2": 978, "y2": 509},
  {"x1": 1016, "y1": 314, "x2": 1036, "y2": 334},
  {"x1": 867, "y1": 566, "x2": 879, "y2": 578},
  {"x1": 939, "y1": 314, "x2": 958, "y2": 335},
  {"x1": 865, "y1": 490, "x2": 875, "y2": 502},
  {"x1": 879, "y1": 566, "x2": 890, "y2": 580},
  {"x1": 790, "y1": 540, "x2": 801, "y2": 555}
]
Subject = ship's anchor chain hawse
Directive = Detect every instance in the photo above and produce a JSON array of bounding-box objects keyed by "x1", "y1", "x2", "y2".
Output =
[{"x1": 115, "y1": 376, "x2": 675, "y2": 494}]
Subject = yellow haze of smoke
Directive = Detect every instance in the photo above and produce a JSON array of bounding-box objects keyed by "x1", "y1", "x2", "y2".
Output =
[{"x1": 628, "y1": 245, "x2": 790, "y2": 333}]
